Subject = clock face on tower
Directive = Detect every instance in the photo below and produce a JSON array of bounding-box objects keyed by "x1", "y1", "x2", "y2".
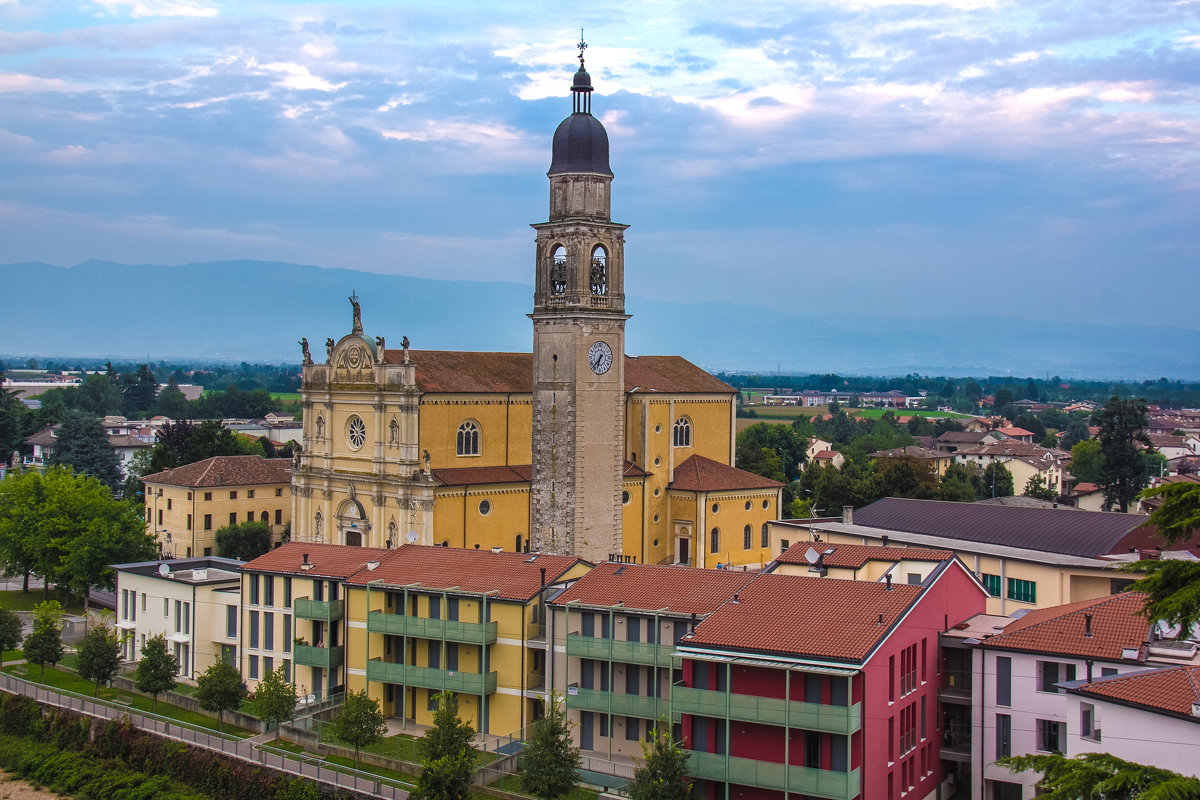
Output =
[{"x1": 588, "y1": 341, "x2": 613, "y2": 375}]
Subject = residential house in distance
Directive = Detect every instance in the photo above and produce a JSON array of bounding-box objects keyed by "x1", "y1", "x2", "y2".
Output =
[
  {"x1": 1146, "y1": 433, "x2": 1200, "y2": 460},
  {"x1": 113, "y1": 556, "x2": 243, "y2": 678},
  {"x1": 934, "y1": 430, "x2": 999, "y2": 455},
  {"x1": 768, "y1": 499, "x2": 1187, "y2": 615},
  {"x1": 548, "y1": 562, "x2": 755, "y2": 759},
  {"x1": 868, "y1": 446, "x2": 953, "y2": 478},
  {"x1": 1063, "y1": 664, "x2": 1200, "y2": 778},
  {"x1": 952, "y1": 440, "x2": 1068, "y2": 496},
  {"x1": 991, "y1": 426, "x2": 1036, "y2": 444},
  {"x1": 940, "y1": 592, "x2": 1200, "y2": 799},
  {"x1": 809, "y1": 450, "x2": 846, "y2": 471},
  {"x1": 141, "y1": 455, "x2": 293, "y2": 558},
  {"x1": 22, "y1": 423, "x2": 150, "y2": 477}
]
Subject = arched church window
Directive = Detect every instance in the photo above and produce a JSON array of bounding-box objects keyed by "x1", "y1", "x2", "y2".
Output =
[
  {"x1": 761, "y1": 523, "x2": 770, "y2": 548},
  {"x1": 590, "y1": 246, "x2": 607, "y2": 295},
  {"x1": 457, "y1": 421, "x2": 480, "y2": 456},
  {"x1": 551, "y1": 245, "x2": 567, "y2": 295},
  {"x1": 515, "y1": 534, "x2": 523, "y2": 552},
  {"x1": 710, "y1": 527, "x2": 720, "y2": 554},
  {"x1": 673, "y1": 417, "x2": 692, "y2": 448},
  {"x1": 743, "y1": 525, "x2": 752, "y2": 550}
]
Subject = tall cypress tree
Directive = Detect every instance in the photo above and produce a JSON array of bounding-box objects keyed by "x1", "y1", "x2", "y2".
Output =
[
  {"x1": 49, "y1": 410, "x2": 121, "y2": 491},
  {"x1": 1094, "y1": 394, "x2": 1152, "y2": 512}
]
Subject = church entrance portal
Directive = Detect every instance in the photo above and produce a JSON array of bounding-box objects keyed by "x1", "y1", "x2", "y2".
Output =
[{"x1": 674, "y1": 523, "x2": 692, "y2": 566}]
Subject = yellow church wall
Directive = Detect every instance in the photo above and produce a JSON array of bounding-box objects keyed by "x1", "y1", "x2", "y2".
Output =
[
  {"x1": 667, "y1": 490, "x2": 780, "y2": 570},
  {"x1": 418, "y1": 395, "x2": 533, "y2": 469},
  {"x1": 433, "y1": 485, "x2": 531, "y2": 552}
]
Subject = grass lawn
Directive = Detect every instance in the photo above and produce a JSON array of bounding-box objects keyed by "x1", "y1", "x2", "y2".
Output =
[
  {"x1": 1, "y1": 650, "x2": 21, "y2": 663},
  {"x1": 490, "y1": 773, "x2": 602, "y2": 800},
  {"x1": 2, "y1": 663, "x2": 257, "y2": 738},
  {"x1": 0, "y1": 589, "x2": 84, "y2": 614},
  {"x1": 271, "y1": 392, "x2": 302, "y2": 402}
]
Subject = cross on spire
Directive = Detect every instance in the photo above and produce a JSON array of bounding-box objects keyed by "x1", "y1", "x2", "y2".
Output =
[{"x1": 577, "y1": 29, "x2": 587, "y2": 67}]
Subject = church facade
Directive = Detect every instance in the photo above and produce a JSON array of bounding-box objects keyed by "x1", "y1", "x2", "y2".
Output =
[{"x1": 291, "y1": 57, "x2": 782, "y2": 570}]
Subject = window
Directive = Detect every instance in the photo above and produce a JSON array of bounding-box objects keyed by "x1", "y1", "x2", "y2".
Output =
[
  {"x1": 249, "y1": 655, "x2": 259, "y2": 680},
  {"x1": 275, "y1": 509, "x2": 282, "y2": 525},
  {"x1": 246, "y1": 511, "x2": 254, "y2": 523},
  {"x1": 996, "y1": 714, "x2": 1011, "y2": 758},
  {"x1": 187, "y1": 492, "x2": 192, "y2": 501},
  {"x1": 1037, "y1": 719, "x2": 1065, "y2": 752},
  {"x1": 672, "y1": 417, "x2": 692, "y2": 447},
  {"x1": 141, "y1": 593, "x2": 146, "y2": 612},
  {"x1": 157, "y1": 509, "x2": 162, "y2": 525},
  {"x1": 284, "y1": 577, "x2": 292, "y2": 607},
  {"x1": 249, "y1": 575, "x2": 259, "y2": 605},
  {"x1": 590, "y1": 246, "x2": 608, "y2": 295},
  {"x1": 226, "y1": 606, "x2": 237, "y2": 637},
  {"x1": 1007, "y1": 577, "x2": 1037, "y2": 604},
  {"x1": 204, "y1": 492, "x2": 212, "y2": 501},
  {"x1": 761, "y1": 523, "x2": 769, "y2": 548},
  {"x1": 276, "y1": 488, "x2": 283, "y2": 497},
  {"x1": 346, "y1": 414, "x2": 367, "y2": 449},
  {"x1": 204, "y1": 514, "x2": 212, "y2": 530},
  {"x1": 981, "y1": 573, "x2": 1001, "y2": 597},
  {"x1": 457, "y1": 421, "x2": 480, "y2": 456},
  {"x1": 710, "y1": 528, "x2": 720, "y2": 553},
  {"x1": 230, "y1": 491, "x2": 237, "y2": 500},
  {"x1": 996, "y1": 656, "x2": 1012, "y2": 706},
  {"x1": 229, "y1": 512, "x2": 237, "y2": 526},
  {"x1": 283, "y1": 615, "x2": 291, "y2": 652},
  {"x1": 249, "y1": 611, "x2": 259, "y2": 649},
  {"x1": 264, "y1": 612, "x2": 274, "y2": 650},
  {"x1": 550, "y1": 245, "x2": 567, "y2": 295},
  {"x1": 1039, "y1": 661, "x2": 1076, "y2": 693},
  {"x1": 478, "y1": 499, "x2": 491, "y2": 516},
  {"x1": 247, "y1": 489, "x2": 255, "y2": 499},
  {"x1": 742, "y1": 525, "x2": 751, "y2": 550},
  {"x1": 1081, "y1": 702, "x2": 1101, "y2": 741},
  {"x1": 263, "y1": 577, "x2": 274, "y2": 607},
  {"x1": 186, "y1": 513, "x2": 192, "y2": 530}
]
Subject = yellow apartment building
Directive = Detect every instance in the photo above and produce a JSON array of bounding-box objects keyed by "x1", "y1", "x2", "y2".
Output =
[{"x1": 142, "y1": 455, "x2": 292, "y2": 558}]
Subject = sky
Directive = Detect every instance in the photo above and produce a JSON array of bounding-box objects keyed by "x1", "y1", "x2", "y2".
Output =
[{"x1": 1, "y1": 0, "x2": 1198, "y2": 329}]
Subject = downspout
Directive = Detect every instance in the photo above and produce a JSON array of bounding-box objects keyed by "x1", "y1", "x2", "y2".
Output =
[
  {"x1": 191, "y1": 583, "x2": 197, "y2": 678},
  {"x1": 784, "y1": 666, "x2": 790, "y2": 800},
  {"x1": 608, "y1": 606, "x2": 614, "y2": 760},
  {"x1": 462, "y1": 486, "x2": 468, "y2": 549}
]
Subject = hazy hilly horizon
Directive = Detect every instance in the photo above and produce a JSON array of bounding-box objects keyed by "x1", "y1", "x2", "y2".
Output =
[{"x1": 2, "y1": 259, "x2": 1195, "y2": 381}]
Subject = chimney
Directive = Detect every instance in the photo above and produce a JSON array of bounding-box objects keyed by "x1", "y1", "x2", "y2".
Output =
[
  {"x1": 881, "y1": 534, "x2": 889, "y2": 548},
  {"x1": 1085, "y1": 613, "x2": 1093, "y2": 638},
  {"x1": 732, "y1": 593, "x2": 739, "y2": 604},
  {"x1": 842, "y1": 505, "x2": 853, "y2": 525},
  {"x1": 1086, "y1": 659, "x2": 1093, "y2": 683},
  {"x1": 877, "y1": 613, "x2": 884, "y2": 625},
  {"x1": 302, "y1": 553, "x2": 309, "y2": 564},
  {"x1": 886, "y1": 574, "x2": 893, "y2": 591},
  {"x1": 540, "y1": 567, "x2": 546, "y2": 588}
]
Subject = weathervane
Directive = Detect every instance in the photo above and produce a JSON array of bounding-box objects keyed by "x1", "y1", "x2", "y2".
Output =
[{"x1": 577, "y1": 29, "x2": 587, "y2": 68}]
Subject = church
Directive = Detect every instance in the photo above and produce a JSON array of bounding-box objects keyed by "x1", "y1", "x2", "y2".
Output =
[{"x1": 290, "y1": 53, "x2": 783, "y2": 570}]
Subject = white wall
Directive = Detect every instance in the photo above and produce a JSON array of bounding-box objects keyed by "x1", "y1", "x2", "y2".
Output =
[{"x1": 1066, "y1": 694, "x2": 1200, "y2": 777}]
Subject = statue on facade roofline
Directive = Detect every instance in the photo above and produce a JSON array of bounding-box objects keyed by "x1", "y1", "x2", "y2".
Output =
[
  {"x1": 298, "y1": 337, "x2": 312, "y2": 365},
  {"x1": 325, "y1": 338, "x2": 335, "y2": 362},
  {"x1": 402, "y1": 335, "x2": 411, "y2": 364},
  {"x1": 349, "y1": 292, "x2": 362, "y2": 333}
]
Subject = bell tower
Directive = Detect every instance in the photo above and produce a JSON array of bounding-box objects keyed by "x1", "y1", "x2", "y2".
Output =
[{"x1": 530, "y1": 41, "x2": 628, "y2": 563}]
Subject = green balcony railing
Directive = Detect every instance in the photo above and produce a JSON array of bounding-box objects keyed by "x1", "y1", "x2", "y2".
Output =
[
  {"x1": 565, "y1": 634, "x2": 675, "y2": 666},
  {"x1": 367, "y1": 611, "x2": 498, "y2": 645},
  {"x1": 294, "y1": 598, "x2": 344, "y2": 622},
  {"x1": 671, "y1": 686, "x2": 861, "y2": 735},
  {"x1": 565, "y1": 687, "x2": 671, "y2": 719},
  {"x1": 366, "y1": 659, "x2": 498, "y2": 695},
  {"x1": 687, "y1": 752, "x2": 860, "y2": 800},
  {"x1": 293, "y1": 643, "x2": 344, "y2": 669}
]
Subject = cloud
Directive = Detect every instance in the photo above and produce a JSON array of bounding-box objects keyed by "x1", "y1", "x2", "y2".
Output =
[
  {"x1": 91, "y1": 0, "x2": 218, "y2": 18},
  {"x1": 0, "y1": 73, "x2": 80, "y2": 93}
]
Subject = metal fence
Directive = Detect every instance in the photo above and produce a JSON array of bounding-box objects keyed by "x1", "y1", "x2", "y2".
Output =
[{"x1": 0, "y1": 672, "x2": 412, "y2": 799}]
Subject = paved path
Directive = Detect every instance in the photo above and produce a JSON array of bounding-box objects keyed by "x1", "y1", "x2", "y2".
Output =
[{"x1": 0, "y1": 672, "x2": 409, "y2": 800}]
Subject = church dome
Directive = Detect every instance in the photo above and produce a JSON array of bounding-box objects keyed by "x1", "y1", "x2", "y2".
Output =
[{"x1": 548, "y1": 63, "x2": 612, "y2": 177}]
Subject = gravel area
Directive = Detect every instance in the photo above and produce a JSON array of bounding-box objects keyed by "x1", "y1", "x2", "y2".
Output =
[{"x1": 0, "y1": 771, "x2": 66, "y2": 800}]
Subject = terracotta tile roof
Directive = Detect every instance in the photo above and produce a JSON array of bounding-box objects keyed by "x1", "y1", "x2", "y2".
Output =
[
  {"x1": 870, "y1": 446, "x2": 947, "y2": 460},
  {"x1": 1072, "y1": 482, "x2": 1101, "y2": 493},
  {"x1": 981, "y1": 592, "x2": 1152, "y2": 661},
  {"x1": 670, "y1": 454, "x2": 784, "y2": 492},
  {"x1": 1073, "y1": 664, "x2": 1200, "y2": 718},
  {"x1": 382, "y1": 350, "x2": 732, "y2": 395},
  {"x1": 853, "y1": 497, "x2": 1148, "y2": 558},
  {"x1": 957, "y1": 441, "x2": 1057, "y2": 458},
  {"x1": 23, "y1": 425, "x2": 56, "y2": 446},
  {"x1": 107, "y1": 433, "x2": 150, "y2": 448},
  {"x1": 242, "y1": 542, "x2": 391, "y2": 579},
  {"x1": 777, "y1": 542, "x2": 953, "y2": 569},
  {"x1": 143, "y1": 455, "x2": 292, "y2": 488},
  {"x1": 623, "y1": 461, "x2": 649, "y2": 478},
  {"x1": 432, "y1": 465, "x2": 532, "y2": 487},
  {"x1": 996, "y1": 426, "x2": 1035, "y2": 437},
  {"x1": 685, "y1": 572, "x2": 922, "y2": 662},
  {"x1": 343, "y1": 544, "x2": 583, "y2": 602},
  {"x1": 552, "y1": 562, "x2": 755, "y2": 616},
  {"x1": 1148, "y1": 433, "x2": 1189, "y2": 448},
  {"x1": 812, "y1": 450, "x2": 838, "y2": 460}
]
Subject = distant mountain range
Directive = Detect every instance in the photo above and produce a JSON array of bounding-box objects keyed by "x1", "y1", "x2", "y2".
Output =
[{"x1": 2, "y1": 259, "x2": 1195, "y2": 380}]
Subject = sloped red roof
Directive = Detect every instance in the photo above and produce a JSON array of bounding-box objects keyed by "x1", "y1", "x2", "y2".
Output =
[
  {"x1": 242, "y1": 541, "x2": 391, "y2": 579},
  {"x1": 670, "y1": 454, "x2": 784, "y2": 492},
  {"x1": 343, "y1": 544, "x2": 583, "y2": 602},
  {"x1": 812, "y1": 450, "x2": 839, "y2": 460},
  {"x1": 381, "y1": 350, "x2": 732, "y2": 395},
  {"x1": 996, "y1": 426, "x2": 1035, "y2": 437},
  {"x1": 981, "y1": 592, "x2": 1151, "y2": 661},
  {"x1": 552, "y1": 561, "x2": 755, "y2": 616},
  {"x1": 1073, "y1": 664, "x2": 1200, "y2": 718},
  {"x1": 143, "y1": 455, "x2": 292, "y2": 488},
  {"x1": 685, "y1": 572, "x2": 922, "y2": 662},
  {"x1": 433, "y1": 465, "x2": 532, "y2": 487},
  {"x1": 777, "y1": 542, "x2": 953, "y2": 569}
]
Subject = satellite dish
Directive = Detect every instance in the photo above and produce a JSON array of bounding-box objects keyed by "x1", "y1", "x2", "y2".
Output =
[
  {"x1": 405, "y1": 531, "x2": 419, "y2": 544},
  {"x1": 805, "y1": 547, "x2": 821, "y2": 565},
  {"x1": 158, "y1": 563, "x2": 171, "y2": 576}
]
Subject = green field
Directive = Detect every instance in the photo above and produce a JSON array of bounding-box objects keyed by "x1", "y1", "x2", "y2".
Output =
[
  {"x1": 270, "y1": 392, "x2": 302, "y2": 402},
  {"x1": 0, "y1": 589, "x2": 84, "y2": 614}
]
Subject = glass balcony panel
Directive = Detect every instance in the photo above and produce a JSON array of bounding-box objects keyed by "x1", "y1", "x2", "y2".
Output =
[
  {"x1": 672, "y1": 686, "x2": 861, "y2": 735},
  {"x1": 687, "y1": 752, "x2": 859, "y2": 800},
  {"x1": 565, "y1": 634, "x2": 675, "y2": 666},
  {"x1": 366, "y1": 611, "x2": 498, "y2": 645},
  {"x1": 293, "y1": 643, "x2": 344, "y2": 669},
  {"x1": 565, "y1": 687, "x2": 669, "y2": 719},
  {"x1": 366, "y1": 659, "x2": 498, "y2": 695},
  {"x1": 294, "y1": 598, "x2": 345, "y2": 621}
]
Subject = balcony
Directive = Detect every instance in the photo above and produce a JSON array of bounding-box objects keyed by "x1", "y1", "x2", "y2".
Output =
[
  {"x1": 672, "y1": 686, "x2": 861, "y2": 736},
  {"x1": 940, "y1": 668, "x2": 972, "y2": 702},
  {"x1": 293, "y1": 644, "x2": 344, "y2": 669},
  {"x1": 566, "y1": 687, "x2": 671, "y2": 720},
  {"x1": 366, "y1": 611, "x2": 498, "y2": 645},
  {"x1": 565, "y1": 634, "x2": 675, "y2": 666},
  {"x1": 687, "y1": 752, "x2": 859, "y2": 800},
  {"x1": 294, "y1": 598, "x2": 344, "y2": 622},
  {"x1": 939, "y1": 721, "x2": 971, "y2": 762},
  {"x1": 366, "y1": 659, "x2": 498, "y2": 695}
]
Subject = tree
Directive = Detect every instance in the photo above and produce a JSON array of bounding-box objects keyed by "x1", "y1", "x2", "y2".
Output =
[
  {"x1": 410, "y1": 691, "x2": 477, "y2": 800},
  {"x1": 1023, "y1": 474, "x2": 1059, "y2": 502},
  {"x1": 195, "y1": 659, "x2": 247, "y2": 733},
  {"x1": 329, "y1": 689, "x2": 387, "y2": 769},
  {"x1": 23, "y1": 600, "x2": 65, "y2": 682},
  {"x1": 74, "y1": 373, "x2": 123, "y2": 416},
  {"x1": 0, "y1": 608, "x2": 21, "y2": 665},
  {"x1": 520, "y1": 692, "x2": 580, "y2": 800},
  {"x1": 77, "y1": 619, "x2": 123, "y2": 696},
  {"x1": 1070, "y1": 439, "x2": 1105, "y2": 485},
  {"x1": 48, "y1": 410, "x2": 122, "y2": 491},
  {"x1": 939, "y1": 463, "x2": 978, "y2": 502},
  {"x1": 216, "y1": 520, "x2": 273, "y2": 561},
  {"x1": 979, "y1": 462, "x2": 1014, "y2": 498},
  {"x1": 628, "y1": 718, "x2": 692, "y2": 800},
  {"x1": 134, "y1": 633, "x2": 178, "y2": 710},
  {"x1": 122, "y1": 364, "x2": 160, "y2": 416},
  {"x1": 254, "y1": 663, "x2": 298, "y2": 741},
  {"x1": 1125, "y1": 481, "x2": 1200, "y2": 631},
  {"x1": 186, "y1": 419, "x2": 262, "y2": 462},
  {"x1": 153, "y1": 377, "x2": 190, "y2": 419},
  {"x1": 998, "y1": 752, "x2": 1200, "y2": 799},
  {"x1": 1094, "y1": 394, "x2": 1152, "y2": 512},
  {"x1": 1059, "y1": 418, "x2": 1090, "y2": 450},
  {"x1": 735, "y1": 423, "x2": 807, "y2": 481}
]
